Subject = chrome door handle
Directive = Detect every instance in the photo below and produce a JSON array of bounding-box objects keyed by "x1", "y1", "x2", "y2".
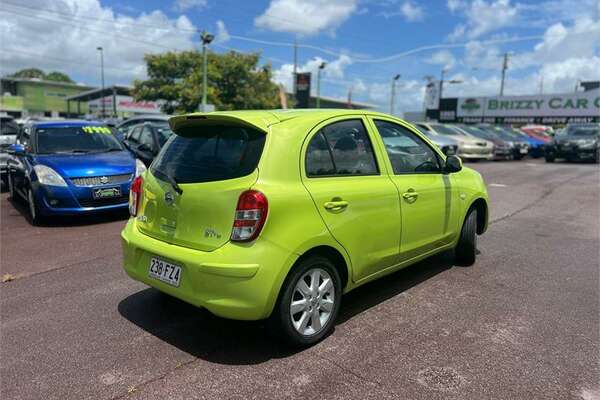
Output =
[
  {"x1": 324, "y1": 200, "x2": 349, "y2": 210},
  {"x1": 402, "y1": 190, "x2": 419, "y2": 201}
]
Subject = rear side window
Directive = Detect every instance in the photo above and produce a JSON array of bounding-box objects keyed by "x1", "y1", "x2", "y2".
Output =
[
  {"x1": 151, "y1": 125, "x2": 265, "y2": 183},
  {"x1": 306, "y1": 119, "x2": 378, "y2": 177}
]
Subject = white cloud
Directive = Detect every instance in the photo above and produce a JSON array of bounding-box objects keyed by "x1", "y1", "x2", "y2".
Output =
[
  {"x1": 272, "y1": 55, "x2": 353, "y2": 93},
  {"x1": 0, "y1": 0, "x2": 197, "y2": 84},
  {"x1": 400, "y1": 1, "x2": 424, "y2": 22},
  {"x1": 215, "y1": 20, "x2": 230, "y2": 44},
  {"x1": 426, "y1": 50, "x2": 456, "y2": 69},
  {"x1": 173, "y1": 0, "x2": 208, "y2": 12},
  {"x1": 254, "y1": 0, "x2": 358, "y2": 36},
  {"x1": 447, "y1": 0, "x2": 466, "y2": 12},
  {"x1": 448, "y1": 0, "x2": 520, "y2": 40}
]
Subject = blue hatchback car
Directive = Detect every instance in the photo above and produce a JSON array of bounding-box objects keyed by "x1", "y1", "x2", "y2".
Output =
[{"x1": 7, "y1": 120, "x2": 145, "y2": 223}]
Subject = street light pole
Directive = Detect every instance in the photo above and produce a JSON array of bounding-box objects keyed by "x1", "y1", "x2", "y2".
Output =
[
  {"x1": 200, "y1": 31, "x2": 214, "y2": 112},
  {"x1": 96, "y1": 47, "x2": 105, "y2": 118},
  {"x1": 390, "y1": 74, "x2": 401, "y2": 115},
  {"x1": 500, "y1": 52, "x2": 510, "y2": 96},
  {"x1": 316, "y1": 61, "x2": 326, "y2": 108}
]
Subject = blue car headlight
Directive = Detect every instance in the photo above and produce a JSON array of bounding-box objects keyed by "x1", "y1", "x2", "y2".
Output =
[{"x1": 33, "y1": 165, "x2": 68, "y2": 187}]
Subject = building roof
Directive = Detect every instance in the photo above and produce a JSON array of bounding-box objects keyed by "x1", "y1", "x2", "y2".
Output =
[
  {"x1": 1, "y1": 76, "x2": 93, "y2": 89},
  {"x1": 65, "y1": 85, "x2": 131, "y2": 101}
]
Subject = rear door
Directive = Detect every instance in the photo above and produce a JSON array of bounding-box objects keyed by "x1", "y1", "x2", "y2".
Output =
[
  {"x1": 369, "y1": 118, "x2": 456, "y2": 261},
  {"x1": 301, "y1": 117, "x2": 401, "y2": 282},
  {"x1": 136, "y1": 122, "x2": 266, "y2": 252}
]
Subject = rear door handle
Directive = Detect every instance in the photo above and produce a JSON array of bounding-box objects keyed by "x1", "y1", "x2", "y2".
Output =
[
  {"x1": 324, "y1": 200, "x2": 349, "y2": 210},
  {"x1": 402, "y1": 190, "x2": 419, "y2": 201}
]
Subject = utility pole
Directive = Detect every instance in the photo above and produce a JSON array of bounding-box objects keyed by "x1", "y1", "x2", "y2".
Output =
[
  {"x1": 439, "y1": 68, "x2": 447, "y2": 107},
  {"x1": 96, "y1": 47, "x2": 105, "y2": 118},
  {"x1": 500, "y1": 53, "x2": 510, "y2": 96},
  {"x1": 390, "y1": 74, "x2": 401, "y2": 115},
  {"x1": 316, "y1": 62, "x2": 326, "y2": 108},
  {"x1": 200, "y1": 31, "x2": 214, "y2": 112}
]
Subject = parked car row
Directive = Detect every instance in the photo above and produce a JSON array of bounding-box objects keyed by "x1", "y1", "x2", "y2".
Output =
[{"x1": 409, "y1": 121, "x2": 590, "y2": 162}]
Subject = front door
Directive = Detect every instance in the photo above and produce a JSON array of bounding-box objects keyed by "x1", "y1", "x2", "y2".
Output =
[
  {"x1": 301, "y1": 117, "x2": 401, "y2": 282},
  {"x1": 369, "y1": 118, "x2": 453, "y2": 261}
]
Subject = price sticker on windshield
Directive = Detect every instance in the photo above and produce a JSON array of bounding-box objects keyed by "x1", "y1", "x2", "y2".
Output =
[{"x1": 82, "y1": 126, "x2": 112, "y2": 135}]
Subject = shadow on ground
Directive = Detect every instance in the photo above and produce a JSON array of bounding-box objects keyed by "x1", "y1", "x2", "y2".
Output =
[{"x1": 118, "y1": 251, "x2": 456, "y2": 365}]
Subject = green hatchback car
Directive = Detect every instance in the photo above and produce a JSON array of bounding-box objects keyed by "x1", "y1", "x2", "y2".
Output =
[{"x1": 121, "y1": 110, "x2": 489, "y2": 346}]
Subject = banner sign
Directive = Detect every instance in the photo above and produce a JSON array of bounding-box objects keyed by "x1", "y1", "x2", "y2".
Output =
[
  {"x1": 295, "y1": 73, "x2": 311, "y2": 109},
  {"x1": 456, "y1": 90, "x2": 600, "y2": 118},
  {"x1": 88, "y1": 95, "x2": 163, "y2": 114}
]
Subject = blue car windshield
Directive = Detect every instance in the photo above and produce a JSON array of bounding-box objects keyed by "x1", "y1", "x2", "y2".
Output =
[{"x1": 36, "y1": 126, "x2": 123, "y2": 154}]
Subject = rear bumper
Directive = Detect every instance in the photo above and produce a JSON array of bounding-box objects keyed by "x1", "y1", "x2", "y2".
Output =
[
  {"x1": 546, "y1": 145, "x2": 597, "y2": 159},
  {"x1": 458, "y1": 145, "x2": 494, "y2": 160},
  {"x1": 121, "y1": 219, "x2": 298, "y2": 320}
]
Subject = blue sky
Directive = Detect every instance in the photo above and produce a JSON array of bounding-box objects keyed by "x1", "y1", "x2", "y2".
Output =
[{"x1": 1, "y1": 0, "x2": 599, "y2": 113}]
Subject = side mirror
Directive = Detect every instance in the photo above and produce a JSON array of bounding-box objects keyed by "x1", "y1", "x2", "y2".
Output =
[
  {"x1": 444, "y1": 155, "x2": 462, "y2": 173},
  {"x1": 8, "y1": 143, "x2": 25, "y2": 155}
]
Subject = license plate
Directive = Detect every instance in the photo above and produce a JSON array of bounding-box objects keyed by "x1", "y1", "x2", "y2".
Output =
[
  {"x1": 92, "y1": 186, "x2": 121, "y2": 199},
  {"x1": 520, "y1": 148, "x2": 528, "y2": 154},
  {"x1": 148, "y1": 257, "x2": 182, "y2": 287}
]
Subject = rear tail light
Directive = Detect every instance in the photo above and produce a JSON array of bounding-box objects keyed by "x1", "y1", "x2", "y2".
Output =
[
  {"x1": 231, "y1": 190, "x2": 268, "y2": 242},
  {"x1": 129, "y1": 176, "x2": 143, "y2": 216}
]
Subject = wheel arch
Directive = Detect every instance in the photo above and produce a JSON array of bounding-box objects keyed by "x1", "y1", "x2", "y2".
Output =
[{"x1": 467, "y1": 197, "x2": 488, "y2": 235}]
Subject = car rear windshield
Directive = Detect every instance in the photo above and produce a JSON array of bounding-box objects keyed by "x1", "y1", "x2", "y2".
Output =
[
  {"x1": 151, "y1": 125, "x2": 265, "y2": 184},
  {"x1": 36, "y1": 126, "x2": 123, "y2": 154}
]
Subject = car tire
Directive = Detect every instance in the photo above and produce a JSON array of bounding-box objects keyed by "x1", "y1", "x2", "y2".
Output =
[
  {"x1": 455, "y1": 209, "x2": 477, "y2": 266},
  {"x1": 545, "y1": 153, "x2": 555, "y2": 163},
  {"x1": 27, "y1": 187, "x2": 43, "y2": 225},
  {"x1": 269, "y1": 255, "x2": 342, "y2": 347},
  {"x1": 595, "y1": 148, "x2": 600, "y2": 164}
]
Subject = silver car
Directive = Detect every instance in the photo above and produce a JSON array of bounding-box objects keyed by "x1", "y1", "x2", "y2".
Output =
[{"x1": 415, "y1": 122, "x2": 494, "y2": 161}]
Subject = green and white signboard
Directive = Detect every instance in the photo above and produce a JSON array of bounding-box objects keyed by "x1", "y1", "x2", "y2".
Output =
[{"x1": 453, "y1": 89, "x2": 600, "y2": 124}]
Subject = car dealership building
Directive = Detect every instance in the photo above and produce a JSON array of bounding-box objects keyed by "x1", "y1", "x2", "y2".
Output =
[{"x1": 424, "y1": 82, "x2": 600, "y2": 125}]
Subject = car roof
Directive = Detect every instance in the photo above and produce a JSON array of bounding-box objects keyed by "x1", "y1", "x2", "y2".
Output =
[
  {"x1": 33, "y1": 120, "x2": 105, "y2": 128},
  {"x1": 169, "y1": 109, "x2": 407, "y2": 133}
]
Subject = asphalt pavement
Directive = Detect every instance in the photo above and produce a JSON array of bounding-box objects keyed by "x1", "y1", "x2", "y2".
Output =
[{"x1": 1, "y1": 159, "x2": 599, "y2": 400}]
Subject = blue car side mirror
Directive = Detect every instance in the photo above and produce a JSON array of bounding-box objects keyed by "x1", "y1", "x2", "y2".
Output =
[{"x1": 8, "y1": 143, "x2": 25, "y2": 155}]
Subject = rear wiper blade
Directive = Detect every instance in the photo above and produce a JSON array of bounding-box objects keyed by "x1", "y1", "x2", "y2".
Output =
[{"x1": 154, "y1": 170, "x2": 183, "y2": 195}]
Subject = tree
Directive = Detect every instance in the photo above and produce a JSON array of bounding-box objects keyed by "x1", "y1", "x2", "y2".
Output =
[
  {"x1": 132, "y1": 50, "x2": 281, "y2": 114},
  {"x1": 45, "y1": 71, "x2": 74, "y2": 83},
  {"x1": 9, "y1": 68, "x2": 74, "y2": 83},
  {"x1": 10, "y1": 68, "x2": 45, "y2": 79}
]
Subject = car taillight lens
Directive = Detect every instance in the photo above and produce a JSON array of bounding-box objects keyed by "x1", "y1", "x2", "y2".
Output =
[
  {"x1": 129, "y1": 176, "x2": 143, "y2": 216},
  {"x1": 231, "y1": 190, "x2": 268, "y2": 242}
]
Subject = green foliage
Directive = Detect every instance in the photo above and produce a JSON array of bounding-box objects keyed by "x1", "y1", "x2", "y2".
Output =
[
  {"x1": 45, "y1": 71, "x2": 74, "y2": 83},
  {"x1": 9, "y1": 68, "x2": 45, "y2": 79},
  {"x1": 9, "y1": 68, "x2": 74, "y2": 83},
  {"x1": 132, "y1": 50, "x2": 281, "y2": 113}
]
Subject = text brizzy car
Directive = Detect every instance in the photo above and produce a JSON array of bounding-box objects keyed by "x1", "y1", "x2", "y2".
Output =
[{"x1": 121, "y1": 110, "x2": 489, "y2": 346}]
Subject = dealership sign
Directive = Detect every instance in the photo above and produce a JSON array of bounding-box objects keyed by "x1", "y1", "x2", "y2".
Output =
[
  {"x1": 88, "y1": 95, "x2": 162, "y2": 114},
  {"x1": 457, "y1": 90, "x2": 600, "y2": 119}
]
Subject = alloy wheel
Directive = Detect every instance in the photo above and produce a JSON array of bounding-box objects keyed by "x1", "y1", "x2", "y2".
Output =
[{"x1": 290, "y1": 268, "x2": 335, "y2": 336}]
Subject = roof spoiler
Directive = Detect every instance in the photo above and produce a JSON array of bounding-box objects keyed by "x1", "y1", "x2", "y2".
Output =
[{"x1": 168, "y1": 113, "x2": 272, "y2": 135}]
